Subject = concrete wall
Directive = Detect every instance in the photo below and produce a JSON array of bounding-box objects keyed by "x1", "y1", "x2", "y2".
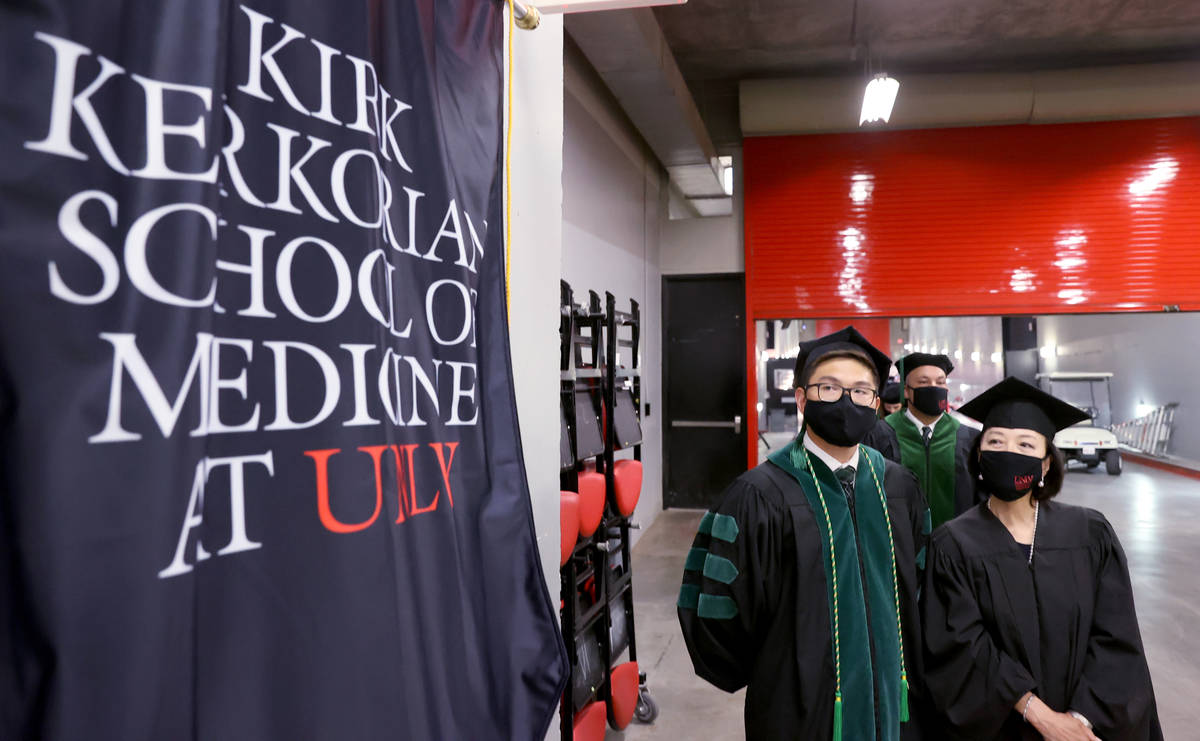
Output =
[
  {"x1": 660, "y1": 149, "x2": 744, "y2": 275},
  {"x1": 507, "y1": 15, "x2": 564, "y2": 623},
  {"x1": 1038, "y1": 312, "x2": 1200, "y2": 461},
  {"x1": 562, "y1": 39, "x2": 665, "y2": 539}
]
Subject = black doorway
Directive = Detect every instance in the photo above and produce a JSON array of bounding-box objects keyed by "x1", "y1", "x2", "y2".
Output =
[{"x1": 663, "y1": 274, "x2": 747, "y2": 510}]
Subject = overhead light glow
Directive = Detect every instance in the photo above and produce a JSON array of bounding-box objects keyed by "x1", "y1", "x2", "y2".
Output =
[
  {"x1": 1010, "y1": 267, "x2": 1036, "y2": 293},
  {"x1": 1128, "y1": 158, "x2": 1178, "y2": 199},
  {"x1": 991, "y1": 351, "x2": 1002, "y2": 364},
  {"x1": 836, "y1": 227, "x2": 870, "y2": 312},
  {"x1": 953, "y1": 349, "x2": 963, "y2": 361},
  {"x1": 1058, "y1": 288, "x2": 1086, "y2": 305},
  {"x1": 970, "y1": 351, "x2": 981, "y2": 363},
  {"x1": 719, "y1": 154, "x2": 734, "y2": 196},
  {"x1": 1039, "y1": 344, "x2": 1056, "y2": 359},
  {"x1": 860, "y1": 74, "x2": 900, "y2": 126},
  {"x1": 849, "y1": 173, "x2": 874, "y2": 204}
]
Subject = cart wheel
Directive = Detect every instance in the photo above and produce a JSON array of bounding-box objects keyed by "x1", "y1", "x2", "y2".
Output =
[{"x1": 634, "y1": 688, "x2": 658, "y2": 724}]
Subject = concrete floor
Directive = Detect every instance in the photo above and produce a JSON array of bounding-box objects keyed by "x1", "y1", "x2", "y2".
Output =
[{"x1": 607, "y1": 462, "x2": 1197, "y2": 740}]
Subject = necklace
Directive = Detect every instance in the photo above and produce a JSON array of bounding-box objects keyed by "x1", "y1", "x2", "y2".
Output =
[{"x1": 988, "y1": 497, "x2": 1039, "y2": 566}]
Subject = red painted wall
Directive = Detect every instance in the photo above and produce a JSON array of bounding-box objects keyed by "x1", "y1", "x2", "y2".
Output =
[
  {"x1": 813, "y1": 319, "x2": 891, "y2": 362},
  {"x1": 743, "y1": 117, "x2": 1200, "y2": 464}
]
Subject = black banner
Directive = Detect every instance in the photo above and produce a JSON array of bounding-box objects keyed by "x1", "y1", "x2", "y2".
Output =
[{"x1": 0, "y1": 1, "x2": 567, "y2": 738}]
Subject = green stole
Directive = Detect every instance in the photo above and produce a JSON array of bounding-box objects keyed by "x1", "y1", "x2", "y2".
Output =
[
  {"x1": 885, "y1": 411, "x2": 960, "y2": 530},
  {"x1": 768, "y1": 439, "x2": 904, "y2": 741}
]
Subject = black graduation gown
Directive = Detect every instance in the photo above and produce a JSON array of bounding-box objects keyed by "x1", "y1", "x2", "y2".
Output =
[
  {"x1": 863, "y1": 418, "x2": 980, "y2": 518},
  {"x1": 922, "y1": 501, "x2": 1163, "y2": 741},
  {"x1": 677, "y1": 458, "x2": 932, "y2": 741}
]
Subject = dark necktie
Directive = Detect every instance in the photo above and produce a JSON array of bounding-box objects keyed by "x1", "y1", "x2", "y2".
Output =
[
  {"x1": 834, "y1": 466, "x2": 856, "y2": 500},
  {"x1": 922, "y1": 425, "x2": 933, "y2": 448}
]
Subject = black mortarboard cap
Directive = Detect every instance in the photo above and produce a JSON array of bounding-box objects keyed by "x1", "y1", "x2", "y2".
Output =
[
  {"x1": 897, "y1": 352, "x2": 954, "y2": 383},
  {"x1": 793, "y1": 325, "x2": 892, "y2": 392},
  {"x1": 958, "y1": 376, "x2": 1091, "y2": 440},
  {"x1": 881, "y1": 382, "x2": 902, "y2": 404}
]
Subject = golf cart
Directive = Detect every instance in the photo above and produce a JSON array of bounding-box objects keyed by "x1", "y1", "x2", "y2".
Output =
[{"x1": 1035, "y1": 372, "x2": 1122, "y2": 475}]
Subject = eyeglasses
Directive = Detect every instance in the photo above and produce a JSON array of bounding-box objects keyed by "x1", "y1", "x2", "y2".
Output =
[{"x1": 804, "y1": 383, "x2": 879, "y2": 406}]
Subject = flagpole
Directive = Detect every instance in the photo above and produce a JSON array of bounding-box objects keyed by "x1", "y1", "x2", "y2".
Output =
[{"x1": 511, "y1": 1, "x2": 541, "y2": 29}]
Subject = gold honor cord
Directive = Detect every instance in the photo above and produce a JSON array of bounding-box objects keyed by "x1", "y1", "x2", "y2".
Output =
[
  {"x1": 505, "y1": 0, "x2": 515, "y2": 317},
  {"x1": 802, "y1": 447, "x2": 908, "y2": 741},
  {"x1": 862, "y1": 450, "x2": 909, "y2": 724}
]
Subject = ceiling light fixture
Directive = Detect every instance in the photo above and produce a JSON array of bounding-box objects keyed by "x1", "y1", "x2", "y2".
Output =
[{"x1": 860, "y1": 74, "x2": 900, "y2": 126}]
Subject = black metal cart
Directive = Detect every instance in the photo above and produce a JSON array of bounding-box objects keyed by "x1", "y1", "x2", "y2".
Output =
[{"x1": 558, "y1": 283, "x2": 656, "y2": 740}]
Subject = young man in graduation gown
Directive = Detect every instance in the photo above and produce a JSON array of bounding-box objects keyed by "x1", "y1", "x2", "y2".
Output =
[
  {"x1": 678, "y1": 326, "x2": 932, "y2": 741},
  {"x1": 923, "y1": 377, "x2": 1162, "y2": 741},
  {"x1": 869, "y1": 353, "x2": 979, "y2": 529}
]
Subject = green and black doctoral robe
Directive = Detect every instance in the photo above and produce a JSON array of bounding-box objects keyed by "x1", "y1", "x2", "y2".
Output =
[
  {"x1": 923, "y1": 501, "x2": 1163, "y2": 741},
  {"x1": 870, "y1": 413, "x2": 979, "y2": 530},
  {"x1": 678, "y1": 440, "x2": 932, "y2": 741}
]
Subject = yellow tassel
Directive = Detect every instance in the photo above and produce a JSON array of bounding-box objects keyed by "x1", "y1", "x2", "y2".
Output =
[
  {"x1": 833, "y1": 692, "x2": 843, "y2": 741},
  {"x1": 900, "y1": 674, "x2": 910, "y2": 723}
]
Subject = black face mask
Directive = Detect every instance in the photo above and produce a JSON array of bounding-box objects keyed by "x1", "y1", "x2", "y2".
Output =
[
  {"x1": 979, "y1": 450, "x2": 1044, "y2": 501},
  {"x1": 805, "y1": 396, "x2": 879, "y2": 447},
  {"x1": 910, "y1": 386, "x2": 949, "y2": 417}
]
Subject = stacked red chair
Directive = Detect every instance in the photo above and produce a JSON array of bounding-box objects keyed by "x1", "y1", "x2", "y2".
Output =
[
  {"x1": 611, "y1": 459, "x2": 642, "y2": 518},
  {"x1": 608, "y1": 661, "x2": 639, "y2": 730},
  {"x1": 560, "y1": 491, "x2": 580, "y2": 567},
  {"x1": 572, "y1": 701, "x2": 606, "y2": 741},
  {"x1": 575, "y1": 469, "x2": 605, "y2": 538}
]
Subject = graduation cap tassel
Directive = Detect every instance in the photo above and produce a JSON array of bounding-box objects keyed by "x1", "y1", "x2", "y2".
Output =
[
  {"x1": 833, "y1": 692, "x2": 844, "y2": 741},
  {"x1": 899, "y1": 673, "x2": 910, "y2": 723}
]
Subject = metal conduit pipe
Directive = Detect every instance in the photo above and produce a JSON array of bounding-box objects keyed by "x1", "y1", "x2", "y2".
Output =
[{"x1": 740, "y1": 62, "x2": 1200, "y2": 135}]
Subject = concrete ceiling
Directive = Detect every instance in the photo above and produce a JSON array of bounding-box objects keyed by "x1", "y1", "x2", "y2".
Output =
[{"x1": 654, "y1": 0, "x2": 1200, "y2": 145}]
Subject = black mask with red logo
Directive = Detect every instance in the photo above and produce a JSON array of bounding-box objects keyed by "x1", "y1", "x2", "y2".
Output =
[
  {"x1": 978, "y1": 450, "x2": 1044, "y2": 501},
  {"x1": 909, "y1": 385, "x2": 949, "y2": 417}
]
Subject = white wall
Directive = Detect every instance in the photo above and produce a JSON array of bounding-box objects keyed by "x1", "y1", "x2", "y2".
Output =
[
  {"x1": 507, "y1": 14, "x2": 564, "y2": 622},
  {"x1": 659, "y1": 149, "x2": 744, "y2": 276},
  {"x1": 1038, "y1": 312, "x2": 1200, "y2": 461},
  {"x1": 562, "y1": 40, "x2": 665, "y2": 539}
]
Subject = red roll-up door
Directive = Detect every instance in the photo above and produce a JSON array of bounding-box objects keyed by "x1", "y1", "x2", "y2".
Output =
[
  {"x1": 744, "y1": 117, "x2": 1200, "y2": 319},
  {"x1": 742, "y1": 116, "x2": 1200, "y2": 465}
]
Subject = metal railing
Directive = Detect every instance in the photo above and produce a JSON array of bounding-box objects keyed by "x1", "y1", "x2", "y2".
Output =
[{"x1": 1112, "y1": 403, "x2": 1179, "y2": 457}]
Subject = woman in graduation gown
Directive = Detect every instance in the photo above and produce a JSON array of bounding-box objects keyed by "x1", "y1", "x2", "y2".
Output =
[{"x1": 922, "y1": 377, "x2": 1162, "y2": 741}]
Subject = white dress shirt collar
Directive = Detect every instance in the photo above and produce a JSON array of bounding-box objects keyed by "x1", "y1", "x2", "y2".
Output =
[
  {"x1": 905, "y1": 407, "x2": 944, "y2": 432},
  {"x1": 802, "y1": 432, "x2": 860, "y2": 473}
]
